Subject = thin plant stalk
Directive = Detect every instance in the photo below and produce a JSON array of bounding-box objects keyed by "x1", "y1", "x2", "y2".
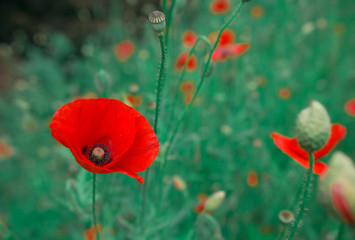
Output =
[
  {"x1": 92, "y1": 173, "x2": 100, "y2": 240},
  {"x1": 140, "y1": 33, "x2": 167, "y2": 231},
  {"x1": 161, "y1": 1, "x2": 245, "y2": 168},
  {"x1": 288, "y1": 152, "x2": 314, "y2": 240},
  {"x1": 164, "y1": 0, "x2": 176, "y2": 50}
]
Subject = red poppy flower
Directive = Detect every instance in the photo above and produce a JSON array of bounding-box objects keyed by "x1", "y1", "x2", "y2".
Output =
[
  {"x1": 344, "y1": 98, "x2": 355, "y2": 116},
  {"x1": 194, "y1": 194, "x2": 208, "y2": 214},
  {"x1": 174, "y1": 52, "x2": 198, "y2": 72},
  {"x1": 209, "y1": 0, "x2": 231, "y2": 15},
  {"x1": 182, "y1": 30, "x2": 197, "y2": 48},
  {"x1": 113, "y1": 40, "x2": 135, "y2": 62},
  {"x1": 211, "y1": 43, "x2": 250, "y2": 62},
  {"x1": 179, "y1": 80, "x2": 195, "y2": 95},
  {"x1": 271, "y1": 124, "x2": 346, "y2": 176},
  {"x1": 208, "y1": 29, "x2": 235, "y2": 46},
  {"x1": 247, "y1": 170, "x2": 258, "y2": 187},
  {"x1": 125, "y1": 93, "x2": 143, "y2": 108},
  {"x1": 50, "y1": 99, "x2": 159, "y2": 184}
]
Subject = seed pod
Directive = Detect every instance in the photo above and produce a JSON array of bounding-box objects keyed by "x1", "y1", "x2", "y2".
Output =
[
  {"x1": 296, "y1": 101, "x2": 331, "y2": 152},
  {"x1": 204, "y1": 191, "x2": 226, "y2": 211},
  {"x1": 278, "y1": 210, "x2": 295, "y2": 224},
  {"x1": 318, "y1": 152, "x2": 355, "y2": 225},
  {"x1": 148, "y1": 11, "x2": 166, "y2": 36}
]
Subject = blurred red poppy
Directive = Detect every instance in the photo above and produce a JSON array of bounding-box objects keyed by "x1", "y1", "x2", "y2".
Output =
[
  {"x1": 50, "y1": 99, "x2": 159, "y2": 184},
  {"x1": 113, "y1": 40, "x2": 135, "y2": 62},
  {"x1": 208, "y1": 30, "x2": 250, "y2": 62},
  {"x1": 182, "y1": 30, "x2": 197, "y2": 48},
  {"x1": 209, "y1": 0, "x2": 230, "y2": 15},
  {"x1": 194, "y1": 194, "x2": 208, "y2": 214},
  {"x1": 174, "y1": 52, "x2": 198, "y2": 72},
  {"x1": 271, "y1": 124, "x2": 346, "y2": 176}
]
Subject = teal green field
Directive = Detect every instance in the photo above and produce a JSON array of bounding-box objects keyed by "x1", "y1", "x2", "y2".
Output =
[{"x1": 0, "y1": 0, "x2": 354, "y2": 239}]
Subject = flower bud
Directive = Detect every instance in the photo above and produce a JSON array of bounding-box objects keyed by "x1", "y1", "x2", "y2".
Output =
[
  {"x1": 296, "y1": 101, "x2": 331, "y2": 152},
  {"x1": 204, "y1": 191, "x2": 225, "y2": 212},
  {"x1": 173, "y1": 175, "x2": 187, "y2": 191},
  {"x1": 94, "y1": 69, "x2": 111, "y2": 93},
  {"x1": 148, "y1": 11, "x2": 166, "y2": 36},
  {"x1": 318, "y1": 152, "x2": 355, "y2": 224}
]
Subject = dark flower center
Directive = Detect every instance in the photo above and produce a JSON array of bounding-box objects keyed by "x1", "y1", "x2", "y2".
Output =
[{"x1": 82, "y1": 143, "x2": 112, "y2": 166}]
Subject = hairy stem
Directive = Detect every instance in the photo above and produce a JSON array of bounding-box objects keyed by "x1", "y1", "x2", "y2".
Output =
[
  {"x1": 140, "y1": 33, "x2": 167, "y2": 232},
  {"x1": 92, "y1": 173, "x2": 100, "y2": 240},
  {"x1": 289, "y1": 152, "x2": 314, "y2": 240}
]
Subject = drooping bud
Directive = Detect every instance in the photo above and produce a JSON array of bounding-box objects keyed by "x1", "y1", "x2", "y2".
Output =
[
  {"x1": 318, "y1": 152, "x2": 355, "y2": 225},
  {"x1": 278, "y1": 209, "x2": 295, "y2": 224},
  {"x1": 148, "y1": 11, "x2": 166, "y2": 36},
  {"x1": 296, "y1": 101, "x2": 331, "y2": 152},
  {"x1": 94, "y1": 69, "x2": 111, "y2": 93},
  {"x1": 204, "y1": 191, "x2": 226, "y2": 212},
  {"x1": 173, "y1": 175, "x2": 187, "y2": 191}
]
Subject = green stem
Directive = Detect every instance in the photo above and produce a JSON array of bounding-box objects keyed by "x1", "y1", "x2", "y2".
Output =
[
  {"x1": 153, "y1": 35, "x2": 167, "y2": 133},
  {"x1": 161, "y1": 1, "x2": 245, "y2": 168},
  {"x1": 92, "y1": 173, "x2": 100, "y2": 240},
  {"x1": 162, "y1": 0, "x2": 167, "y2": 15},
  {"x1": 164, "y1": 0, "x2": 176, "y2": 50},
  {"x1": 140, "y1": 33, "x2": 167, "y2": 232},
  {"x1": 336, "y1": 222, "x2": 345, "y2": 240},
  {"x1": 289, "y1": 152, "x2": 314, "y2": 240}
]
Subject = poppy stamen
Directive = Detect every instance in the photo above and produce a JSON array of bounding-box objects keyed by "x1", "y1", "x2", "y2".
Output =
[{"x1": 87, "y1": 143, "x2": 112, "y2": 166}]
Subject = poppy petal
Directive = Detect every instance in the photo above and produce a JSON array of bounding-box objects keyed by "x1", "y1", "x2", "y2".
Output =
[
  {"x1": 227, "y1": 43, "x2": 250, "y2": 58},
  {"x1": 270, "y1": 133, "x2": 309, "y2": 168},
  {"x1": 313, "y1": 161, "x2": 328, "y2": 176},
  {"x1": 109, "y1": 113, "x2": 159, "y2": 182},
  {"x1": 314, "y1": 124, "x2": 347, "y2": 160}
]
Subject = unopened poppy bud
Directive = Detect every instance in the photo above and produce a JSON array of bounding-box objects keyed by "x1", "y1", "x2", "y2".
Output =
[
  {"x1": 278, "y1": 209, "x2": 294, "y2": 224},
  {"x1": 318, "y1": 152, "x2": 355, "y2": 224},
  {"x1": 173, "y1": 175, "x2": 187, "y2": 191},
  {"x1": 94, "y1": 69, "x2": 111, "y2": 93},
  {"x1": 148, "y1": 11, "x2": 166, "y2": 36},
  {"x1": 204, "y1": 191, "x2": 225, "y2": 212},
  {"x1": 296, "y1": 101, "x2": 331, "y2": 152}
]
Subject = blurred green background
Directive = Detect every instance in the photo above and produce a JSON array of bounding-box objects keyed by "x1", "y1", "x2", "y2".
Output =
[{"x1": 0, "y1": 0, "x2": 354, "y2": 239}]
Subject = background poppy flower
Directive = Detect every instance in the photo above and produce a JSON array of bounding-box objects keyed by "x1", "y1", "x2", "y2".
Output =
[
  {"x1": 50, "y1": 99, "x2": 159, "y2": 184},
  {"x1": 113, "y1": 40, "x2": 135, "y2": 62},
  {"x1": 182, "y1": 30, "x2": 197, "y2": 48},
  {"x1": 174, "y1": 52, "x2": 198, "y2": 72},
  {"x1": 209, "y1": 0, "x2": 231, "y2": 15},
  {"x1": 271, "y1": 124, "x2": 346, "y2": 176},
  {"x1": 344, "y1": 98, "x2": 355, "y2": 116}
]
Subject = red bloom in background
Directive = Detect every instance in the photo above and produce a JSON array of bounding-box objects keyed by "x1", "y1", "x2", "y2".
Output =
[
  {"x1": 182, "y1": 30, "x2": 197, "y2": 48},
  {"x1": 194, "y1": 194, "x2": 208, "y2": 214},
  {"x1": 113, "y1": 40, "x2": 135, "y2": 62},
  {"x1": 208, "y1": 29, "x2": 250, "y2": 62},
  {"x1": 125, "y1": 93, "x2": 143, "y2": 108},
  {"x1": 209, "y1": 0, "x2": 231, "y2": 15},
  {"x1": 174, "y1": 52, "x2": 198, "y2": 72},
  {"x1": 271, "y1": 124, "x2": 346, "y2": 176},
  {"x1": 50, "y1": 99, "x2": 159, "y2": 184},
  {"x1": 344, "y1": 98, "x2": 355, "y2": 116}
]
